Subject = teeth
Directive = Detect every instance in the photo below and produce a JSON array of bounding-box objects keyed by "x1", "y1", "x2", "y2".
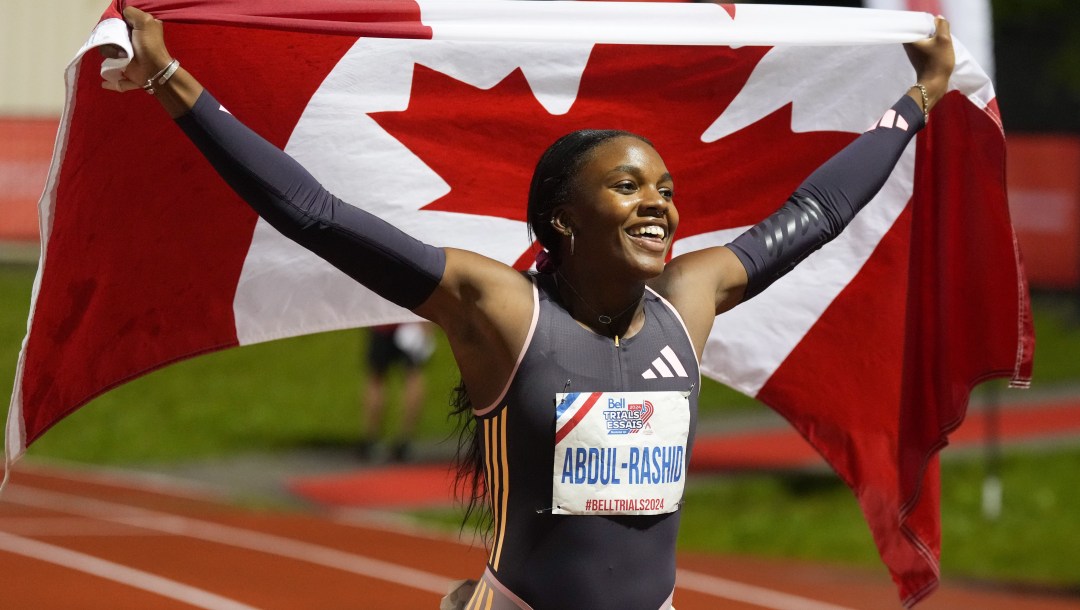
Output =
[{"x1": 629, "y1": 225, "x2": 665, "y2": 239}]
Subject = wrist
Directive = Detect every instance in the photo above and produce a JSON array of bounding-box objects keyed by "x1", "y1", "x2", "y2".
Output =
[
  {"x1": 908, "y1": 77, "x2": 947, "y2": 121},
  {"x1": 143, "y1": 58, "x2": 179, "y2": 95},
  {"x1": 910, "y1": 84, "x2": 929, "y2": 123},
  {"x1": 915, "y1": 74, "x2": 949, "y2": 103}
]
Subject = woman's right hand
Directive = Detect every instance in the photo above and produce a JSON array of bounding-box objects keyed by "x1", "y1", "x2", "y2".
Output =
[
  {"x1": 104, "y1": 6, "x2": 175, "y2": 93},
  {"x1": 903, "y1": 16, "x2": 955, "y2": 113},
  {"x1": 101, "y1": 7, "x2": 203, "y2": 117}
]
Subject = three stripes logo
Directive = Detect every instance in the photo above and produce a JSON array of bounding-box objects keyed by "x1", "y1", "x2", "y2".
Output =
[
  {"x1": 868, "y1": 108, "x2": 910, "y2": 132},
  {"x1": 641, "y1": 346, "x2": 688, "y2": 379}
]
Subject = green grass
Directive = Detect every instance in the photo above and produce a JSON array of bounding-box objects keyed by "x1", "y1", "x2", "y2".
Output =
[
  {"x1": 28, "y1": 329, "x2": 471, "y2": 464},
  {"x1": 677, "y1": 472, "x2": 880, "y2": 566},
  {"x1": 938, "y1": 446, "x2": 1080, "y2": 587},
  {"x1": 677, "y1": 445, "x2": 1080, "y2": 589},
  {"x1": 0, "y1": 263, "x2": 466, "y2": 464},
  {"x1": 1029, "y1": 293, "x2": 1080, "y2": 383},
  {"x1": 3, "y1": 262, "x2": 1080, "y2": 589}
]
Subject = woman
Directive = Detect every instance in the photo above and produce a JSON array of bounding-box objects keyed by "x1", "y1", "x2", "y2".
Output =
[{"x1": 108, "y1": 7, "x2": 954, "y2": 609}]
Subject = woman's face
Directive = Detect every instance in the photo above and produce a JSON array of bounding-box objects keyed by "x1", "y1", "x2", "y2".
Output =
[{"x1": 563, "y1": 136, "x2": 678, "y2": 278}]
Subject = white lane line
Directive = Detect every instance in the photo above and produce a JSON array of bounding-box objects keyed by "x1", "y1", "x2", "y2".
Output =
[
  {"x1": 4, "y1": 485, "x2": 451, "y2": 595},
  {"x1": 330, "y1": 506, "x2": 485, "y2": 545},
  {"x1": 676, "y1": 569, "x2": 859, "y2": 610},
  {"x1": 2, "y1": 475, "x2": 859, "y2": 608},
  {"x1": 0, "y1": 516, "x2": 161, "y2": 537},
  {"x1": 0, "y1": 531, "x2": 260, "y2": 610}
]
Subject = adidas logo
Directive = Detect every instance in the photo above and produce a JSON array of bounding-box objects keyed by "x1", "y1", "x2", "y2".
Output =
[
  {"x1": 641, "y1": 346, "x2": 689, "y2": 379},
  {"x1": 868, "y1": 108, "x2": 909, "y2": 132}
]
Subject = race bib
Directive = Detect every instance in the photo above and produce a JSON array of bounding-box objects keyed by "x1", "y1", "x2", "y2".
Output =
[{"x1": 552, "y1": 391, "x2": 689, "y2": 516}]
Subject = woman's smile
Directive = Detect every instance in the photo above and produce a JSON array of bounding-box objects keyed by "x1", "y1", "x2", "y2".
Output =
[{"x1": 624, "y1": 222, "x2": 668, "y2": 253}]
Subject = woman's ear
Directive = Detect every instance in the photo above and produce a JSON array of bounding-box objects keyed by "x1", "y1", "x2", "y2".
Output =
[{"x1": 550, "y1": 209, "x2": 574, "y2": 236}]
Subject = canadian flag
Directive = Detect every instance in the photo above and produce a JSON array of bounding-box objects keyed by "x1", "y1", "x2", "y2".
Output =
[{"x1": 5, "y1": 1, "x2": 1032, "y2": 607}]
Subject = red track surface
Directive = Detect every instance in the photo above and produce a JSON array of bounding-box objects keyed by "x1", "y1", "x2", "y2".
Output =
[
  {"x1": 5, "y1": 396, "x2": 1080, "y2": 610},
  {"x1": 3, "y1": 464, "x2": 1079, "y2": 610}
]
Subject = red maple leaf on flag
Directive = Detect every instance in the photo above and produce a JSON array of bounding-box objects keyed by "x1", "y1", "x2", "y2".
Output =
[{"x1": 370, "y1": 44, "x2": 857, "y2": 268}]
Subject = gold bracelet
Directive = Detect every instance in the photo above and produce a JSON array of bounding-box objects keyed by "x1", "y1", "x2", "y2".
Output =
[{"x1": 913, "y1": 83, "x2": 929, "y2": 123}]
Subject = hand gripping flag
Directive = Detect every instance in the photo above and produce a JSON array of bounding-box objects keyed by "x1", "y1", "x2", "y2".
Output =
[{"x1": 5, "y1": 1, "x2": 1033, "y2": 606}]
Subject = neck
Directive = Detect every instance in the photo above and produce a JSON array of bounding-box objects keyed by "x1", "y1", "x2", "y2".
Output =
[{"x1": 555, "y1": 266, "x2": 646, "y2": 338}]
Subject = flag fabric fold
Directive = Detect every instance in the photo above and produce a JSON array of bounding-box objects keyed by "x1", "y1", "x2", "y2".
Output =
[
  {"x1": 96, "y1": 0, "x2": 936, "y2": 45},
  {"x1": 5, "y1": 1, "x2": 1033, "y2": 606}
]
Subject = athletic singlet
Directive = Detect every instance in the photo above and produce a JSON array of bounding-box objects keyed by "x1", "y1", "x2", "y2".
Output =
[{"x1": 470, "y1": 273, "x2": 699, "y2": 610}]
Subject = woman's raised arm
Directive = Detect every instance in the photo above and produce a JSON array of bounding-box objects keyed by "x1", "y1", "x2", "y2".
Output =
[
  {"x1": 106, "y1": 7, "x2": 534, "y2": 408},
  {"x1": 656, "y1": 17, "x2": 955, "y2": 352}
]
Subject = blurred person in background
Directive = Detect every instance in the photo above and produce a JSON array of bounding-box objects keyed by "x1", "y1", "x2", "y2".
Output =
[{"x1": 358, "y1": 322, "x2": 434, "y2": 462}]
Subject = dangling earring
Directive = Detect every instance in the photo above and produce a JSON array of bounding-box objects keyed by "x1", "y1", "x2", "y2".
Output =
[{"x1": 550, "y1": 215, "x2": 575, "y2": 256}]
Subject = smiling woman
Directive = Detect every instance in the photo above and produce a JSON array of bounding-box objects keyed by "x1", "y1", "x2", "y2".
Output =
[
  {"x1": 525, "y1": 130, "x2": 680, "y2": 338},
  {"x1": 106, "y1": 5, "x2": 954, "y2": 609}
]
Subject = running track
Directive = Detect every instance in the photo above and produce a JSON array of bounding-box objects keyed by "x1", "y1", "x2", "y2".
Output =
[{"x1": 2, "y1": 462, "x2": 1078, "y2": 610}]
